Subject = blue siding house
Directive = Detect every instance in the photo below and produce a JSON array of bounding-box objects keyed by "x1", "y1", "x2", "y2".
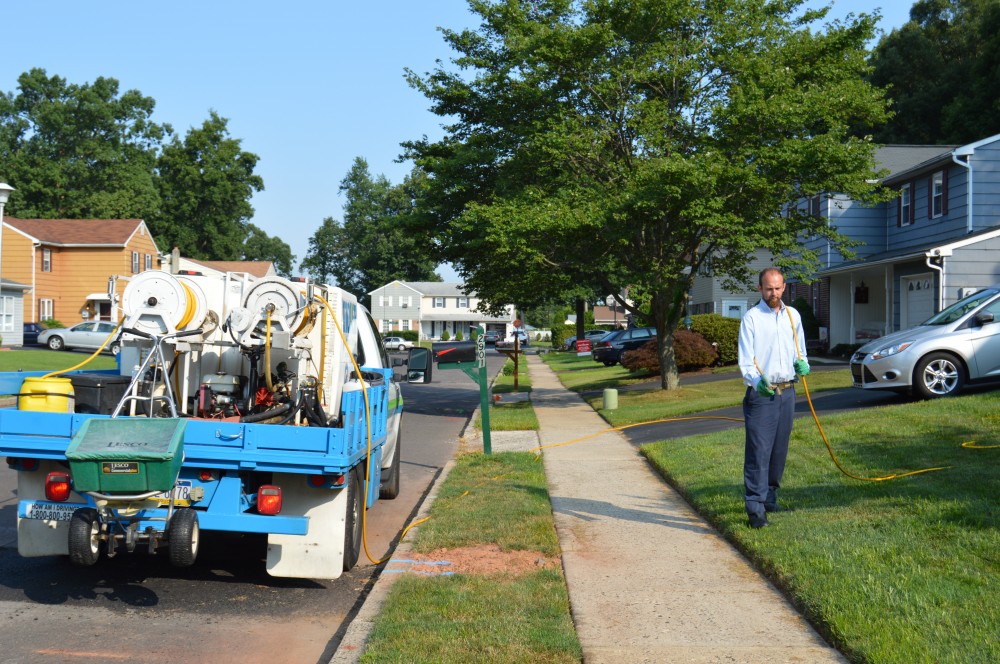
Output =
[{"x1": 785, "y1": 134, "x2": 1000, "y2": 347}]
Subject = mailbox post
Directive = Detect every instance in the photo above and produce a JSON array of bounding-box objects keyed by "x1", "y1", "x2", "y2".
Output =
[{"x1": 432, "y1": 330, "x2": 492, "y2": 454}]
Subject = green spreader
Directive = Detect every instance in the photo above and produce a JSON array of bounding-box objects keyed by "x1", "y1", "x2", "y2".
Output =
[{"x1": 66, "y1": 418, "x2": 187, "y2": 493}]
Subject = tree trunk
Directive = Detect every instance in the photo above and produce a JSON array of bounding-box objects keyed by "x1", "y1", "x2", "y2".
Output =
[
  {"x1": 575, "y1": 297, "x2": 586, "y2": 340},
  {"x1": 652, "y1": 289, "x2": 682, "y2": 390}
]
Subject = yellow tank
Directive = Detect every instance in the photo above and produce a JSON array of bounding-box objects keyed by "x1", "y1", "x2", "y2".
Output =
[{"x1": 18, "y1": 377, "x2": 76, "y2": 413}]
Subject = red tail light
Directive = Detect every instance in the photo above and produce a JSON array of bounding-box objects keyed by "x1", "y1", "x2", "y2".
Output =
[
  {"x1": 258, "y1": 485, "x2": 282, "y2": 515},
  {"x1": 199, "y1": 470, "x2": 215, "y2": 482},
  {"x1": 45, "y1": 472, "x2": 72, "y2": 501}
]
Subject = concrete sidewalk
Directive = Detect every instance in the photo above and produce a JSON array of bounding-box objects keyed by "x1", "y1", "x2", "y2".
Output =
[{"x1": 527, "y1": 355, "x2": 845, "y2": 663}]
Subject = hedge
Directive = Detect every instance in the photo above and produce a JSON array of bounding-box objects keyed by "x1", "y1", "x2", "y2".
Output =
[{"x1": 690, "y1": 314, "x2": 740, "y2": 366}]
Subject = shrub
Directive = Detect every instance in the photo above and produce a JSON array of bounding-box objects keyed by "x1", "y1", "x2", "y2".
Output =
[
  {"x1": 620, "y1": 331, "x2": 718, "y2": 374},
  {"x1": 397, "y1": 330, "x2": 419, "y2": 342},
  {"x1": 454, "y1": 330, "x2": 464, "y2": 341},
  {"x1": 549, "y1": 323, "x2": 573, "y2": 349},
  {"x1": 441, "y1": 330, "x2": 451, "y2": 341},
  {"x1": 830, "y1": 343, "x2": 862, "y2": 358},
  {"x1": 501, "y1": 359, "x2": 516, "y2": 376},
  {"x1": 791, "y1": 297, "x2": 820, "y2": 340},
  {"x1": 690, "y1": 314, "x2": 740, "y2": 365},
  {"x1": 42, "y1": 318, "x2": 65, "y2": 329}
]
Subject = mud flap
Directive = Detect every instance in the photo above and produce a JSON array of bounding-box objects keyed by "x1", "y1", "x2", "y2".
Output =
[
  {"x1": 16, "y1": 460, "x2": 88, "y2": 557},
  {"x1": 266, "y1": 472, "x2": 348, "y2": 579}
]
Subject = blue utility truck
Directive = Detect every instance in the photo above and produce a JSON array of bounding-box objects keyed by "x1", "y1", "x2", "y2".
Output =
[{"x1": 0, "y1": 271, "x2": 403, "y2": 579}]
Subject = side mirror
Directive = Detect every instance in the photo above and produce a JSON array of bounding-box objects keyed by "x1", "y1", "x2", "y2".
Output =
[
  {"x1": 974, "y1": 312, "x2": 995, "y2": 326},
  {"x1": 406, "y1": 347, "x2": 432, "y2": 383}
]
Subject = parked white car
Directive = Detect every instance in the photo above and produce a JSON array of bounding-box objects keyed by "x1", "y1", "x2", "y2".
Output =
[{"x1": 383, "y1": 336, "x2": 415, "y2": 352}]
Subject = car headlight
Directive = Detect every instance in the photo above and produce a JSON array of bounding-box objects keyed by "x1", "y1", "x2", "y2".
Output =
[{"x1": 870, "y1": 341, "x2": 913, "y2": 360}]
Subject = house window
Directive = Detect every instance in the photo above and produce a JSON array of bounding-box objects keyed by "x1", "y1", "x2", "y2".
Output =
[
  {"x1": 386, "y1": 296, "x2": 392, "y2": 307},
  {"x1": 0, "y1": 296, "x2": 13, "y2": 333},
  {"x1": 433, "y1": 297, "x2": 445, "y2": 308},
  {"x1": 131, "y1": 251, "x2": 140, "y2": 273},
  {"x1": 402, "y1": 319, "x2": 410, "y2": 331},
  {"x1": 382, "y1": 319, "x2": 391, "y2": 333},
  {"x1": 144, "y1": 253, "x2": 152, "y2": 270},
  {"x1": 457, "y1": 297, "x2": 469, "y2": 309},
  {"x1": 898, "y1": 183, "x2": 914, "y2": 227},
  {"x1": 809, "y1": 195, "x2": 822, "y2": 218},
  {"x1": 930, "y1": 170, "x2": 947, "y2": 218},
  {"x1": 40, "y1": 298, "x2": 53, "y2": 321},
  {"x1": 42, "y1": 248, "x2": 52, "y2": 272}
]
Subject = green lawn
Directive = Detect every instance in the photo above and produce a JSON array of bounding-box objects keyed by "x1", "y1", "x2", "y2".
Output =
[
  {"x1": 362, "y1": 453, "x2": 580, "y2": 663},
  {"x1": 641, "y1": 392, "x2": 1000, "y2": 664},
  {"x1": 475, "y1": 358, "x2": 540, "y2": 431},
  {"x1": 0, "y1": 348, "x2": 118, "y2": 373}
]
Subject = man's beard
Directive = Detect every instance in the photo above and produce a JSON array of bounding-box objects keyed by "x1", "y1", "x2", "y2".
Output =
[{"x1": 765, "y1": 295, "x2": 781, "y2": 308}]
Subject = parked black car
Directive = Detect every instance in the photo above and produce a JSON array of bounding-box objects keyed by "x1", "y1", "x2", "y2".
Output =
[
  {"x1": 592, "y1": 326, "x2": 656, "y2": 366},
  {"x1": 22, "y1": 322, "x2": 46, "y2": 346}
]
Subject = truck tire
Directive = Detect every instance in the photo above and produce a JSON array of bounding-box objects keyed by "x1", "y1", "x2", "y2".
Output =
[
  {"x1": 68, "y1": 508, "x2": 102, "y2": 566},
  {"x1": 168, "y1": 508, "x2": 200, "y2": 567},
  {"x1": 343, "y1": 466, "x2": 364, "y2": 572},
  {"x1": 380, "y1": 429, "x2": 401, "y2": 500}
]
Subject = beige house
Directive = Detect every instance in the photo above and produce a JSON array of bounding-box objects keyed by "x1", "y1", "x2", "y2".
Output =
[{"x1": 2, "y1": 217, "x2": 161, "y2": 324}]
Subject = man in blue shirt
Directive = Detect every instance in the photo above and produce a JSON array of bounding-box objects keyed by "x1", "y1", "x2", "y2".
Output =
[{"x1": 737, "y1": 268, "x2": 810, "y2": 528}]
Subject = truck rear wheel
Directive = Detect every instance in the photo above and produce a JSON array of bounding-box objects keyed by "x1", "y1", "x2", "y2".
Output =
[
  {"x1": 343, "y1": 466, "x2": 364, "y2": 572},
  {"x1": 68, "y1": 508, "x2": 101, "y2": 566},
  {"x1": 168, "y1": 508, "x2": 200, "y2": 567},
  {"x1": 379, "y1": 430, "x2": 401, "y2": 500}
]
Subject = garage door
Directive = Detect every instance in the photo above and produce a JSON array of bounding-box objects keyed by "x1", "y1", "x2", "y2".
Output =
[{"x1": 904, "y1": 276, "x2": 934, "y2": 328}]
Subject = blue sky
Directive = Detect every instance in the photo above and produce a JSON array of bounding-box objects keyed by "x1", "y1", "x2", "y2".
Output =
[{"x1": 1, "y1": 1, "x2": 913, "y2": 280}]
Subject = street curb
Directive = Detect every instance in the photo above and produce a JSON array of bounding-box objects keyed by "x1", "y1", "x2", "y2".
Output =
[{"x1": 329, "y1": 456, "x2": 459, "y2": 664}]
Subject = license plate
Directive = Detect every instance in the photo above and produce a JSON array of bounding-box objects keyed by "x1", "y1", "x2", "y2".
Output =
[
  {"x1": 153, "y1": 480, "x2": 193, "y2": 506},
  {"x1": 22, "y1": 501, "x2": 87, "y2": 522}
]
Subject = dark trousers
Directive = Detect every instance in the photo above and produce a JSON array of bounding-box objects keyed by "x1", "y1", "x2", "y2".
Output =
[{"x1": 743, "y1": 386, "x2": 795, "y2": 516}]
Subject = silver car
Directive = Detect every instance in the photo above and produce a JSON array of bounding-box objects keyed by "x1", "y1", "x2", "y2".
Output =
[
  {"x1": 851, "y1": 285, "x2": 1000, "y2": 398},
  {"x1": 37, "y1": 321, "x2": 121, "y2": 356}
]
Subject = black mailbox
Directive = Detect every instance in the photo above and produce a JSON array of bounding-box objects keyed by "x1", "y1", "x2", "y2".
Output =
[{"x1": 433, "y1": 341, "x2": 477, "y2": 364}]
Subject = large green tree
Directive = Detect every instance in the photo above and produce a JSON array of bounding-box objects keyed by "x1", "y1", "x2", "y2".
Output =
[
  {"x1": 243, "y1": 223, "x2": 296, "y2": 276},
  {"x1": 151, "y1": 111, "x2": 265, "y2": 260},
  {"x1": 0, "y1": 68, "x2": 166, "y2": 218},
  {"x1": 404, "y1": 0, "x2": 890, "y2": 389},
  {"x1": 870, "y1": 0, "x2": 1000, "y2": 143},
  {"x1": 302, "y1": 158, "x2": 439, "y2": 303}
]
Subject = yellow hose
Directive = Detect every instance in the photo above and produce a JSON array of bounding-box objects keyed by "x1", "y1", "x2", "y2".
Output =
[
  {"x1": 312, "y1": 294, "x2": 387, "y2": 565},
  {"x1": 264, "y1": 310, "x2": 274, "y2": 393}
]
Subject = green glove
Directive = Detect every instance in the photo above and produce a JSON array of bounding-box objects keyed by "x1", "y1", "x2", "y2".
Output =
[
  {"x1": 756, "y1": 376, "x2": 775, "y2": 397},
  {"x1": 793, "y1": 359, "x2": 810, "y2": 377}
]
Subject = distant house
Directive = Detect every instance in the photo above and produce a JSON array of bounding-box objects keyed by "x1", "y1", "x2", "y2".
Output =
[
  {"x1": 688, "y1": 250, "x2": 780, "y2": 321},
  {"x1": 0, "y1": 277, "x2": 31, "y2": 346},
  {"x1": 1, "y1": 217, "x2": 161, "y2": 325},
  {"x1": 172, "y1": 253, "x2": 276, "y2": 279},
  {"x1": 368, "y1": 281, "x2": 516, "y2": 340}
]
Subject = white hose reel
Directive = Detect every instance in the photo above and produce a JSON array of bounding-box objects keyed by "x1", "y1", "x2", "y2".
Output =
[
  {"x1": 121, "y1": 271, "x2": 208, "y2": 336},
  {"x1": 229, "y1": 277, "x2": 309, "y2": 348}
]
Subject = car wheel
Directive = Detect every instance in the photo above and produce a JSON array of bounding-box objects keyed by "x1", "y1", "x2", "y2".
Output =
[
  {"x1": 47, "y1": 336, "x2": 65, "y2": 351},
  {"x1": 603, "y1": 361, "x2": 615, "y2": 367},
  {"x1": 343, "y1": 466, "x2": 364, "y2": 572},
  {"x1": 913, "y1": 352, "x2": 964, "y2": 398},
  {"x1": 109, "y1": 341, "x2": 121, "y2": 356},
  {"x1": 380, "y1": 428, "x2": 401, "y2": 500},
  {"x1": 398, "y1": 344, "x2": 406, "y2": 352}
]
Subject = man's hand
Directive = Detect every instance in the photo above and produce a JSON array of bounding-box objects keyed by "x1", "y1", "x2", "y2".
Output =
[
  {"x1": 756, "y1": 376, "x2": 775, "y2": 397},
  {"x1": 793, "y1": 359, "x2": 810, "y2": 377}
]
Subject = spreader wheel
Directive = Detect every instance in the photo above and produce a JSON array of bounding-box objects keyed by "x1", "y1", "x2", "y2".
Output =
[
  {"x1": 168, "y1": 508, "x2": 200, "y2": 567},
  {"x1": 68, "y1": 508, "x2": 102, "y2": 566}
]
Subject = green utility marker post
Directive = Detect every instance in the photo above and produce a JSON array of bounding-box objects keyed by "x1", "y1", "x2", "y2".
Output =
[{"x1": 433, "y1": 328, "x2": 492, "y2": 454}]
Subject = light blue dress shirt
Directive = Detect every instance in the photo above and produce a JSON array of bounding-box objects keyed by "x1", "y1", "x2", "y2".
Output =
[{"x1": 738, "y1": 299, "x2": 808, "y2": 387}]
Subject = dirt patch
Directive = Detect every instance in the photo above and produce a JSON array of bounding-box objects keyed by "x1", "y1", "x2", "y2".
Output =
[{"x1": 405, "y1": 544, "x2": 559, "y2": 576}]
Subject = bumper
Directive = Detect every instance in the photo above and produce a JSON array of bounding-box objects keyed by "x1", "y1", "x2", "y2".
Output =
[{"x1": 851, "y1": 354, "x2": 910, "y2": 390}]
